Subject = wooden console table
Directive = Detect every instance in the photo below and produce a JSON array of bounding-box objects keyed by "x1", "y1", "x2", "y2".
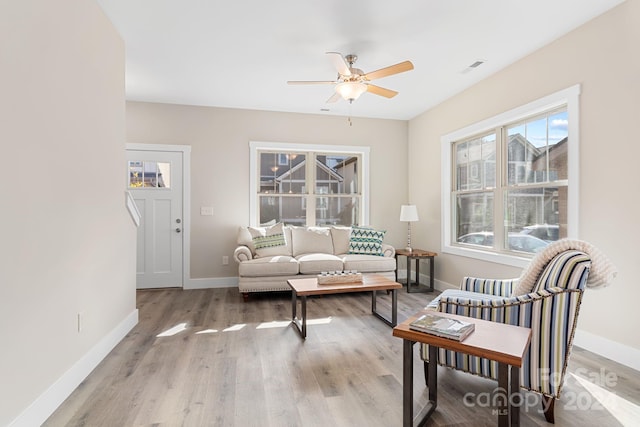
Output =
[
  {"x1": 393, "y1": 310, "x2": 531, "y2": 427},
  {"x1": 395, "y1": 249, "x2": 437, "y2": 293}
]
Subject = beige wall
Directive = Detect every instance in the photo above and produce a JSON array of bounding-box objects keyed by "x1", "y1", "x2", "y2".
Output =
[
  {"x1": 408, "y1": 0, "x2": 640, "y2": 351},
  {"x1": 0, "y1": 0, "x2": 136, "y2": 425},
  {"x1": 126, "y1": 103, "x2": 409, "y2": 279}
]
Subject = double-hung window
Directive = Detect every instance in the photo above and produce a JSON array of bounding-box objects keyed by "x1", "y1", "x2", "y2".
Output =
[
  {"x1": 442, "y1": 85, "x2": 580, "y2": 267},
  {"x1": 250, "y1": 142, "x2": 369, "y2": 227}
]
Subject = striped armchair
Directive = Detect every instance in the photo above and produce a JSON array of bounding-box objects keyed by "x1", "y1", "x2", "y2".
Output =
[{"x1": 421, "y1": 245, "x2": 594, "y2": 423}]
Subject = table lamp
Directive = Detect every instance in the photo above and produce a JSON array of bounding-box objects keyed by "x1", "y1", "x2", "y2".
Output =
[{"x1": 400, "y1": 205, "x2": 419, "y2": 252}]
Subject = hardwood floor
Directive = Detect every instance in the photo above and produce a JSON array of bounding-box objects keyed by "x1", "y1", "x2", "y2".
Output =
[{"x1": 44, "y1": 287, "x2": 640, "y2": 426}]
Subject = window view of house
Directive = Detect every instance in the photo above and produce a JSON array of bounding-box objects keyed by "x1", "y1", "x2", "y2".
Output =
[
  {"x1": 257, "y1": 151, "x2": 361, "y2": 226},
  {"x1": 128, "y1": 161, "x2": 170, "y2": 188},
  {"x1": 454, "y1": 108, "x2": 568, "y2": 254}
]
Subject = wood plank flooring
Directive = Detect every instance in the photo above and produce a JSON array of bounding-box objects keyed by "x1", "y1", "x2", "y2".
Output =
[{"x1": 44, "y1": 287, "x2": 640, "y2": 426}]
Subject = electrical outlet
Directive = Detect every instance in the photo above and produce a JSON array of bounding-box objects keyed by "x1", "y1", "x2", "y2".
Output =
[{"x1": 222, "y1": 256, "x2": 229, "y2": 265}]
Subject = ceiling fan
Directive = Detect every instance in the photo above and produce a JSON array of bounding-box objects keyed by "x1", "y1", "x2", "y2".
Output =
[{"x1": 287, "y1": 52, "x2": 414, "y2": 103}]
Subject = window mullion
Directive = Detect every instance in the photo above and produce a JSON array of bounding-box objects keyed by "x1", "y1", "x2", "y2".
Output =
[
  {"x1": 494, "y1": 127, "x2": 506, "y2": 251},
  {"x1": 306, "y1": 151, "x2": 316, "y2": 226}
]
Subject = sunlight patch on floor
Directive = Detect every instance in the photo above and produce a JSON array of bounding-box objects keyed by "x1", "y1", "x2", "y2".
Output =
[
  {"x1": 570, "y1": 373, "x2": 640, "y2": 426},
  {"x1": 156, "y1": 322, "x2": 187, "y2": 337},
  {"x1": 256, "y1": 320, "x2": 291, "y2": 329},
  {"x1": 306, "y1": 316, "x2": 332, "y2": 325},
  {"x1": 195, "y1": 329, "x2": 218, "y2": 334},
  {"x1": 223, "y1": 324, "x2": 246, "y2": 332}
]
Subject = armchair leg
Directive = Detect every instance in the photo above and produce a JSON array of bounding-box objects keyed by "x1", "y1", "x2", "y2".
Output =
[{"x1": 541, "y1": 395, "x2": 555, "y2": 424}]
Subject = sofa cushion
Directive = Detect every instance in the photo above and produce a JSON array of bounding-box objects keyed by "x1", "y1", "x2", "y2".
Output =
[
  {"x1": 330, "y1": 226, "x2": 352, "y2": 255},
  {"x1": 238, "y1": 255, "x2": 299, "y2": 277},
  {"x1": 291, "y1": 226, "x2": 334, "y2": 256},
  {"x1": 246, "y1": 223, "x2": 292, "y2": 258},
  {"x1": 342, "y1": 254, "x2": 396, "y2": 273},
  {"x1": 348, "y1": 226, "x2": 386, "y2": 256},
  {"x1": 296, "y1": 253, "x2": 343, "y2": 274}
]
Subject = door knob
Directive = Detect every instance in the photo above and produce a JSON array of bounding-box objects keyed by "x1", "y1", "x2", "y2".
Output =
[{"x1": 176, "y1": 228, "x2": 182, "y2": 233}]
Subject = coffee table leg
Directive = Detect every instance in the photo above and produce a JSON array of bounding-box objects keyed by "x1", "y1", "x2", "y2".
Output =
[
  {"x1": 291, "y1": 290, "x2": 307, "y2": 339},
  {"x1": 291, "y1": 289, "x2": 297, "y2": 321},
  {"x1": 301, "y1": 295, "x2": 307, "y2": 338}
]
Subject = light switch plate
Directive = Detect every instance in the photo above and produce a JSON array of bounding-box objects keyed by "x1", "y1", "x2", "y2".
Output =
[{"x1": 200, "y1": 206, "x2": 214, "y2": 216}]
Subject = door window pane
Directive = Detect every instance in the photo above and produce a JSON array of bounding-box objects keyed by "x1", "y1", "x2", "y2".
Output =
[{"x1": 128, "y1": 161, "x2": 170, "y2": 188}]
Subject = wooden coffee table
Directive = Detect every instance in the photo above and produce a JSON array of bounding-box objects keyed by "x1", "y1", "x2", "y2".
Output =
[
  {"x1": 287, "y1": 274, "x2": 402, "y2": 339},
  {"x1": 393, "y1": 310, "x2": 531, "y2": 427}
]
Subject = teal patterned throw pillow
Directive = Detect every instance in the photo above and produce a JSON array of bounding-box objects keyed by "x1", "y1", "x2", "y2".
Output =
[{"x1": 348, "y1": 226, "x2": 386, "y2": 256}]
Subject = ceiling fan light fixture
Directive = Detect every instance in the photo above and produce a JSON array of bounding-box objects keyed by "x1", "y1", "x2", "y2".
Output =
[{"x1": 335, "y1": 81, "x2": 367, "y2": 101}]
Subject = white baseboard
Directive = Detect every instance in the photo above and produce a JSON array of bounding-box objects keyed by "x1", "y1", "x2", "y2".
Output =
[
  {"x1": 9, "y1": 309, "x2": 139, "y2": 427},
  {"x1": 185, "y1": 276, "x2": 238, "y2": 290},
  {"x1": 574, "y1": 329, "x2": 640, "y2": 372}
]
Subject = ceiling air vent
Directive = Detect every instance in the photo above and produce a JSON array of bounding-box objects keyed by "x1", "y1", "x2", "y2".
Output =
[{"x1": 461, "y1": 59, "x2": 485, "y2": 74}]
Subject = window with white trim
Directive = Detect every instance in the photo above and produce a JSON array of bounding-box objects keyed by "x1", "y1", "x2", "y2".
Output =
[
  {"x1": 250, "y1": 142, "x2": 370, "y2": 227},
  {"x1": 442, "y1": 85, "x2": 580, "y2": 267}
]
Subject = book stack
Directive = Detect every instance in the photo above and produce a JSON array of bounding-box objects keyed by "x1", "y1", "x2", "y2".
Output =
[{"x1": 409, "y1": 313, "x2": 475, "y2": 341}]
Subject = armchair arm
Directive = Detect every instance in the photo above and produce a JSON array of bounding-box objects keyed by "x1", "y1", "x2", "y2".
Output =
[
  {"x1": 233, "y1": 246, "x2": 253, "y2": 263},
  {"x1": 460, "y1": 276, "x2": 518, "y2": 297},
  {"x1": 439, "y1": 286, "x2": 583, "y2": 325},
  {"x1": 381, "y1": 243, "x2": 395, "y2": 258}
]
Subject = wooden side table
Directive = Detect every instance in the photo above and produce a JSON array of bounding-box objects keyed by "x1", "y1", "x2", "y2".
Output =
[
  {"x1": 395, "y1": 249, "x2": 437, "y2": 293},
  {"x1": 393, "y1": 310, "x2": 532, "y2": 427}
]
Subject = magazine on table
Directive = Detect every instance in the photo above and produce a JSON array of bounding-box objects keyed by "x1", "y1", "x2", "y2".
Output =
[{"x1": 409, "y1": 312, "x2": 475, "y2": 341}]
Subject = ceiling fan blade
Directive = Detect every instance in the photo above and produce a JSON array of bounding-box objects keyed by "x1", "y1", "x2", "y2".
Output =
[
  {"x1": 326, "y1": 92, "x2": 342, "y2": 103},
  {"x1": 364, "y1": 60, "x2": 414, "y2": 81},
  {"x1": 287, "y1": 80, "x2": 336, "y2": 85},
  {"x1": 326, "y1": 52, "x2": 351, "y2": 76},
  {"x1": 366, "y1": 84, "x2": 398, "y2": 98}
]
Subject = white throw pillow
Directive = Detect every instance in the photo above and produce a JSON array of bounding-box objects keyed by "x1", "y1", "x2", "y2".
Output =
[
  {"x1": 291, "y1": 227, "x2": 334, "y2": 256},
  {"x1": 330, "y1": 226, "x2": 352, "y2": 254}
]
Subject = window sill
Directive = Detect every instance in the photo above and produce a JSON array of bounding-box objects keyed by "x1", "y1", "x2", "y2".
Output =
[{"x1": 443, "y1": 244, "x2": 533, "y2": 269}]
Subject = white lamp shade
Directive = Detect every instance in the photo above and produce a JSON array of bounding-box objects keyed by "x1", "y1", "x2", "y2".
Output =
[
  {"x1": 400, "y1": 204, "x2": 419, "y2": 222},
  {"x1": 335, "y1": 81, "x2": 367, "y2": 101}
]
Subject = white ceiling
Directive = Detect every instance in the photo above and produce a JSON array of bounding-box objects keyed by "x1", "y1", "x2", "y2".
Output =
[{"x1": 96, "y1": 0, "x2": 624, "y2": 120}]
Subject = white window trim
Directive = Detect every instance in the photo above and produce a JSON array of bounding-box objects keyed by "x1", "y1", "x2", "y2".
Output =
[
  {"x1": 441, "y1": 84, "x2": 580, "y2": 268},
  {"x1": 249, "y1": 141, "x2": 370, "y2": 227}
]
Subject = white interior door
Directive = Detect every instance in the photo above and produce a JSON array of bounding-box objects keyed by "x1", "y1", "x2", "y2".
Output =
[{"x1": 126, "y1": 150, "x2": 183, "y2": 289}]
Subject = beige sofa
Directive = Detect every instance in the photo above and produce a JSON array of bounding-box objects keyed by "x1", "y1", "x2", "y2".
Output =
[{"x1": 233, "y1": 224, "x2": 397, "y2": 300}]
